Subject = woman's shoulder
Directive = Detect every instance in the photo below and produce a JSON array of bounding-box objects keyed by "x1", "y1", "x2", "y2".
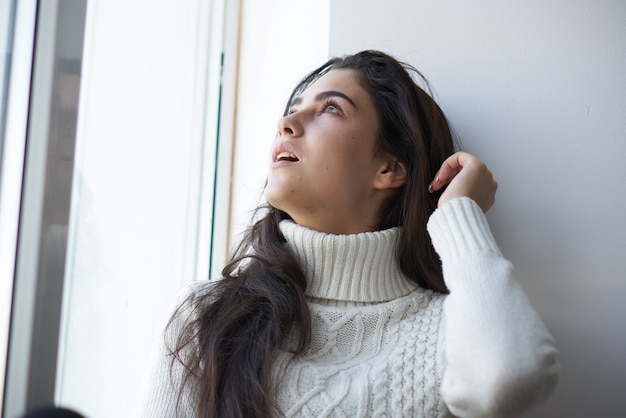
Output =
[{"x1": 165, "y1": 280, "x2": 220, "y2": 337}]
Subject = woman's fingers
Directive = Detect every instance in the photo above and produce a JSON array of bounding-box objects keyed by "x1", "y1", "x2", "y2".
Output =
[
  {"x1": 428, "y1": 152, "x2": 466, "y2": 192},
  {"x1": 429, "y1": 152, "x2": 498, "y2": 212},
  {"x1": 428, "y1": 151, "x2": 478, "y2": 192}
]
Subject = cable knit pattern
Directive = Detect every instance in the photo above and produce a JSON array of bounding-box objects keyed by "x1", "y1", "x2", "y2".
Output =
[
  {"x1": 139, "y1": 197, "x2": 559, "y2": 418},
  {"x1": 271, "y1": 293, "x2": 446, "y2": 417},
  {"x1": 274, "y1": 220, "x2": 448, "y2": 417}
]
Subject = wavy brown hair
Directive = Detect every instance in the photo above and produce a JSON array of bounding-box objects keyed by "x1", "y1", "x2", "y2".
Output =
[{"x1": 168, "y1": 50, "x2": 455, "y2": 417}]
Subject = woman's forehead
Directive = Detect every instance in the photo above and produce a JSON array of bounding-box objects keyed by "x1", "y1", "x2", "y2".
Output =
[{"x1": 292, "y1": 69, "x2": 367, "y2": 105}]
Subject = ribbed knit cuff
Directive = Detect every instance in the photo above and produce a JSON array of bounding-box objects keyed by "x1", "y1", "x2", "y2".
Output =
[{"x1": 426, "y1": 197, "x2": 502, "y2": 259}]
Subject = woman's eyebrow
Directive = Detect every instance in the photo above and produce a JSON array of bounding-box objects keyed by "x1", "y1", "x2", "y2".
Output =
[{"x1": 291, "y1": 90, "x2": 357, "y2": 109}]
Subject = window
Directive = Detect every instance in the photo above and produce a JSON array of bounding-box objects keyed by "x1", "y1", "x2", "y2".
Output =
[
  {"x1": 1, "y1": 0, "x2": 232, "y2": 416},
  {"x1": 55, "y1": 1, "x2": 229, "y2": 415}
]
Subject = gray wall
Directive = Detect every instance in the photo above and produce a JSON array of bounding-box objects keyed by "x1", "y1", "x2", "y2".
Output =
[{"x1": 329, "y1": 1, "x2": 626, "y2": 416}]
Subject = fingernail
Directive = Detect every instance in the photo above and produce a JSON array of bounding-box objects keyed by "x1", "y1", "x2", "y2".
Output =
[{"x1": 428, "y1": 177, "x2": 439, "y2": 193}]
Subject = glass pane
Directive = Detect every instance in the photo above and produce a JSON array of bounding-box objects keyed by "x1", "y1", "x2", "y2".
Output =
[
  {"x1": 0, "y1": 0, "x2": 16, "y2": 411},
  {"x1": 0, "y1": 0, "x2": 37, "y2": 412},
  {"x1": 56, "y1": 1, "x2": 222, "y2": 416},
  {"x1": 0, "y1": 0, "x2": 13, "y2": 153}
]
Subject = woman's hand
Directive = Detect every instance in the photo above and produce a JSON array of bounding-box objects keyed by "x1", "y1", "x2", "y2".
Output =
[{"x1": 428, "y1": 152, "x2": 498, "y2": 212}]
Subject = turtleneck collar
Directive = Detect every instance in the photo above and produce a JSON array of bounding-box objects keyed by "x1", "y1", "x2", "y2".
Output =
[{"x1": 279, "y1": 220, "x2": 418, "y2": 303}]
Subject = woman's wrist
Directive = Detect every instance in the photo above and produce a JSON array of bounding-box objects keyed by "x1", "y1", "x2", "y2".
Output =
[{"x1": 427, "y1": 197, "x2": 502, "y2": 259}]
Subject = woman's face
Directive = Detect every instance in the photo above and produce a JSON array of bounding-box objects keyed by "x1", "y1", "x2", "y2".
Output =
[{"x1": 265, "y1": 69, "x2": 392, "y2": 234}]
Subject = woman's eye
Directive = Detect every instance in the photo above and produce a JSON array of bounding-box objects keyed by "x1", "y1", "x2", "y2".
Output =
[{"x1": 323, "y1": 103, "x2": 342, "y2": 115}]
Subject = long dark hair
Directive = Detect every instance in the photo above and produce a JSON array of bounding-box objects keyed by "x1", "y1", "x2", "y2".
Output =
[{"x1": 168, "y1": 50, "x2": 455, "y2": 417}]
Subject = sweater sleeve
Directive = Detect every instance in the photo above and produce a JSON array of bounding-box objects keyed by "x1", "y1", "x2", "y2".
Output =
[
  {"x1": 137, "y1": 286, "x2": 201, "y2": 417},
  {"x1": 427, "y1": 197, "x2": 559, "y2": 418}
]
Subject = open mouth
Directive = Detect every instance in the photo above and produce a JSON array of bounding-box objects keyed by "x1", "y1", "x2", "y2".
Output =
[{"x1": 275, "y1": 151, "x2": 299, "y2": 162}]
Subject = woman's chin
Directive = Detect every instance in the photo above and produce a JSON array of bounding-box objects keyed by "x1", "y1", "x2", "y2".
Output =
[{"x1": 264, "y1": 190, "x2": 289, "y2": 213}]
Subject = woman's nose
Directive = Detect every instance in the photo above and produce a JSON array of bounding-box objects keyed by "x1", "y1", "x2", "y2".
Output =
[{"x1": 277, "y1": 114, "x2": 303, "y2": 137}]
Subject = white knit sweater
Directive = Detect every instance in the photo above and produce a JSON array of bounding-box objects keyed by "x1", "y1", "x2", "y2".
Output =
[{"x1": 139, "y1": 197, "x2": 559, "y2": 417}]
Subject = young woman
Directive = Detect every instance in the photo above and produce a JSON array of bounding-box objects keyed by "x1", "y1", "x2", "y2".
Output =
[{"x1": 140, "y1": 50, "x2": 559, "y2": 417}]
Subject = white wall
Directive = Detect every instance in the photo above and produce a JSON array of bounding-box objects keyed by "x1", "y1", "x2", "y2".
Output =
[{"x1": 329, "y1": 0, "x2": 626, "y2": 416}]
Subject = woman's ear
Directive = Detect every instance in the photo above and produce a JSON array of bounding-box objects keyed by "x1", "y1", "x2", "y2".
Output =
[{"x1": 373, "y1": 157, "x2": 407, "y2": 190}]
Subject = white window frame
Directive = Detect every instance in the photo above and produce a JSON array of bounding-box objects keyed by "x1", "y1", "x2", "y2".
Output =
[{"x1": 1, "y1": 0, "x2": 239, "y2": 416}]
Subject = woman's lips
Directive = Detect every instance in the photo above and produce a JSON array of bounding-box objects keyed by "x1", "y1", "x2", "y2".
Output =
[
  {"x1": 271, "y1": 142, "x2": 300, "y2": 167},
  {"x1": 275, "y1": 151, "x2": 299, "y2": 162}
]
